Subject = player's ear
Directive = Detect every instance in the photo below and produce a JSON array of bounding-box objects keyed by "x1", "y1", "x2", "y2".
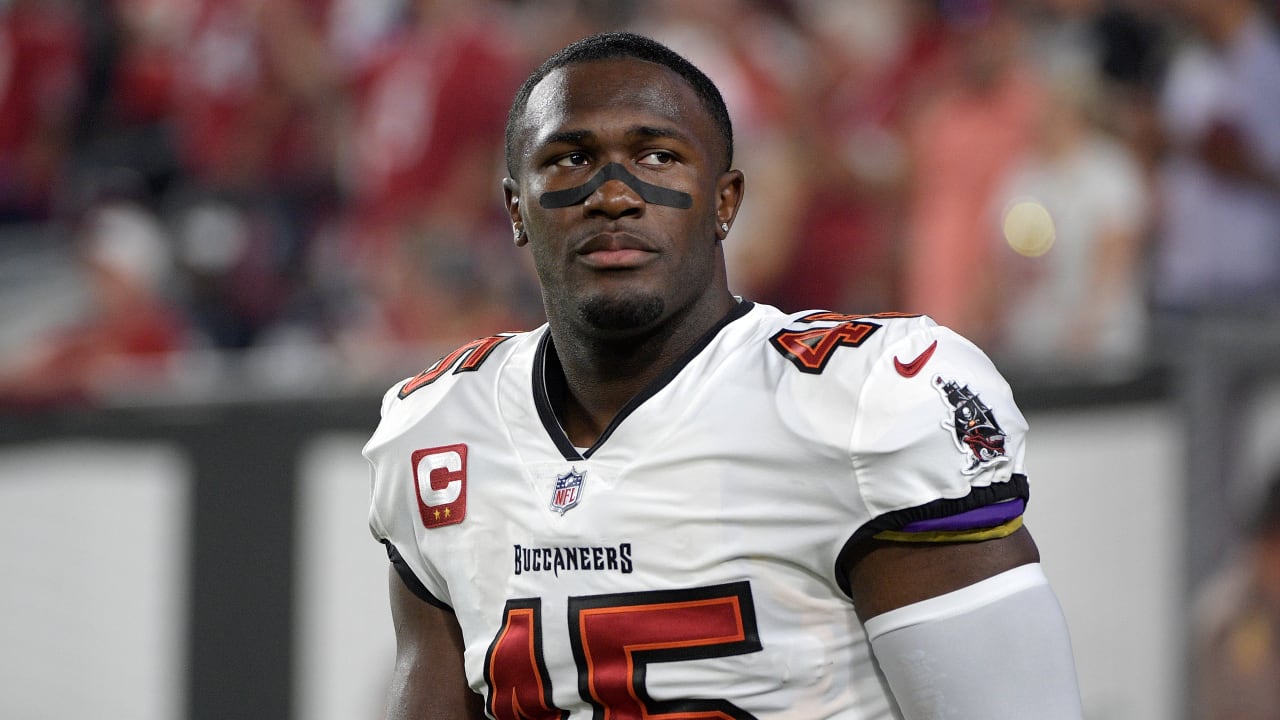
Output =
[
  {"x1": 714, "y1": 169, "x2": 744, "y2": 241},
  {"x1": 503, "y1": 178, "x2": 527, "y2": 247}
]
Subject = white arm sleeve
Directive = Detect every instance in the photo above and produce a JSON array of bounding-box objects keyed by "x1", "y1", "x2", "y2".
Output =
[{"x1": 863, "y1": 564, "x2": 1083, "y2": 720}]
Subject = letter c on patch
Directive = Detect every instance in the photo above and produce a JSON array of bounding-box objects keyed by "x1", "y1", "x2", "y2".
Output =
[{"x1": 411, "y1": 443, "x2": 467, "y2": 528}]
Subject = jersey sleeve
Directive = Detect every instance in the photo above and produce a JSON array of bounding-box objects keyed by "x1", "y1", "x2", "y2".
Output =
[
  {"x1": 848, "y1": 323, "x2": 1030, "y2": 545},
  {"x1": 364, "y1": 380, "x2": 454, "y2": 609},
  {"x1": 366, "y1": 381, "x2": 404, "y2": 543}
]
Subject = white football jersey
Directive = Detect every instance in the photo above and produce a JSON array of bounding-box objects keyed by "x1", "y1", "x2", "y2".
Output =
[{"x1": 364, "y1": 301, "x2": 1030, "y2": 720}]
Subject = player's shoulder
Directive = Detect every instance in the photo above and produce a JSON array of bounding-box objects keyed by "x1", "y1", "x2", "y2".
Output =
[
  {"x1": 375, "y1": 326, "x2": 543, "y2": 421},
  {"x1": 745, "y1": 304, "x2": 1016, "y2": 422},
  {"x1": 747, "y1": 305, "x2": 953, "y2": 378}
]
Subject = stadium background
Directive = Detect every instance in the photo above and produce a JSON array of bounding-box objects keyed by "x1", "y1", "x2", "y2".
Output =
[{"x1": 1, "y1": 1, "x2": 1279, "y2": 718}]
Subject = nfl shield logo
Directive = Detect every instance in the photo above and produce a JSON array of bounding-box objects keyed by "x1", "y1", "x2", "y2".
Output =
[{"x1": 550, "y1": 469, "x2": 585, "y2": 515}]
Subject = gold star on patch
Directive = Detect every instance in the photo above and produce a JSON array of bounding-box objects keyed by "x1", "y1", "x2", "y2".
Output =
[
  {"x1": 443, "y1": 507, "x2": 451, "y2": 518},
  {"x1": 433, "y1": 509, "x2": 441, "y2": 520}
]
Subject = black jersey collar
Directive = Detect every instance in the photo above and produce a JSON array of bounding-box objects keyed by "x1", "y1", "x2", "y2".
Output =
[{"x1": 533, "y1": 300, "x2": 754, "y2": 461}]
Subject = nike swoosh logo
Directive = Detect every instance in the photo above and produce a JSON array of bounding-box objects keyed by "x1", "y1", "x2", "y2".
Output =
[{"x1": 894, "y1": 340, "x2": 938, "y2": 378}]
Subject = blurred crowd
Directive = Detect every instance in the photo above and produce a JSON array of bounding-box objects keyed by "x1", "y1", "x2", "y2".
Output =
[
  {"x1": 1195, "y1": 468, "x2": 1280, "y2": 720},
  {"x1": 0, "y1": 0, "x2": 1278, "y2": 407}
]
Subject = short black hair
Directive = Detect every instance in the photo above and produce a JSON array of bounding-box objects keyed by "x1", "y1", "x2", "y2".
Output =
[{"x1": 504, "y1": 32, "x2": 734, "y2": 176}]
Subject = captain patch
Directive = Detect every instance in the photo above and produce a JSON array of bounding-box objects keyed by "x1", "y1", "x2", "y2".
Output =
[{"x1": 933, "y1": 376, "x2": 1008, "y2": 474}]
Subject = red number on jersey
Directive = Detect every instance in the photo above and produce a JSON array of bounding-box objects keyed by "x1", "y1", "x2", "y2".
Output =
[
  {"x1": 800, "y1": 311, "x2": 920, "y2": 322},
  {"x1": 484, "y1": 599, "x2": 567, "y2": 720},
  {"x1": 399, "y1": 333, "x2": 515, "y2": 398},
  {"x1": 484, "y1": 584, "x2": 761, "y2": 720},
  {"x1": 569, "y1": 582, "x2": 761, "y2": 720},
  {"x1": 770, "y1": 319, "x2": 880, "y2": 374}
]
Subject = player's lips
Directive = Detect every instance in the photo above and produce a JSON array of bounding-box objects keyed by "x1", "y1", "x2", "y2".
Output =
[{"x1": 574, "y1": 232, "x2": 658, "y2": 269}]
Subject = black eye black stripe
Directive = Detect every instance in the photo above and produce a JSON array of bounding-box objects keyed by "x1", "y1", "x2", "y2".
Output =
[{"x1": 538, "y1": 162, "x2": 693, "y2": 209}]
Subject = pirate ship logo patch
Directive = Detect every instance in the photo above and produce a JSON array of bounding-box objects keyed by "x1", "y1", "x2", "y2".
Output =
[
  {"x1": 934, "y1": 376, "x2": 1008, "y2": 475},
  {"x1": 550, "y1": 468, "x2": 585, "y2": 515}
]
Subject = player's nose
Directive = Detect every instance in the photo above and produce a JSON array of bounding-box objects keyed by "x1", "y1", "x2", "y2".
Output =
[{"x1": 583, "y1": 178, "x2": 645, "y2": 219}]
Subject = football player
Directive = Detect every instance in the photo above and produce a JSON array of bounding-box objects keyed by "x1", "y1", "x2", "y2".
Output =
[{"x1": 365, "y1": 32, "x2": 1083, "y2": 719}]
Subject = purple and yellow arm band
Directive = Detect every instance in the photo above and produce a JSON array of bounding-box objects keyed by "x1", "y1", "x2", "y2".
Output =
[{"x1": 873, "y1": 498, "x2": 1026, "y2": 543}]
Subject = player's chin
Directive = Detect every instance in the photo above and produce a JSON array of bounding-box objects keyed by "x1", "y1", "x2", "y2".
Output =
[{"x1": 577, "y1": 291, "x2": 665, "y2": 333}]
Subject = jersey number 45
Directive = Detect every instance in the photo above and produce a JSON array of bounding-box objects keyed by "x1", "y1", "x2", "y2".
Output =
[{"x1": 484, "y1": 582, "x2": 761, "y2": 720}]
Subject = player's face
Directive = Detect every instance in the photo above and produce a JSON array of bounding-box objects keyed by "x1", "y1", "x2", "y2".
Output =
[{"x1": 504, "y1": 58, "x2": 742, "y2": 337}]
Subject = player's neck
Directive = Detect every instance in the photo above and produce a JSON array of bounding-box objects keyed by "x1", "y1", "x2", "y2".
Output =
[{"x1": 549, "y1": 292, "x2": 738, "y2": 447}]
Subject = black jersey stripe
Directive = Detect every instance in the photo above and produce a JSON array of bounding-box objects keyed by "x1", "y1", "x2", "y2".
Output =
[
  {"x1": 383, "y1": 539, "x2": 453, "y2": 611},
  {"x1": 833, "y1": 473, "x2": 1031, "y2": 600},
  {"x1": 532, "y1": 300, "x2": 755, "y2": 461}
]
